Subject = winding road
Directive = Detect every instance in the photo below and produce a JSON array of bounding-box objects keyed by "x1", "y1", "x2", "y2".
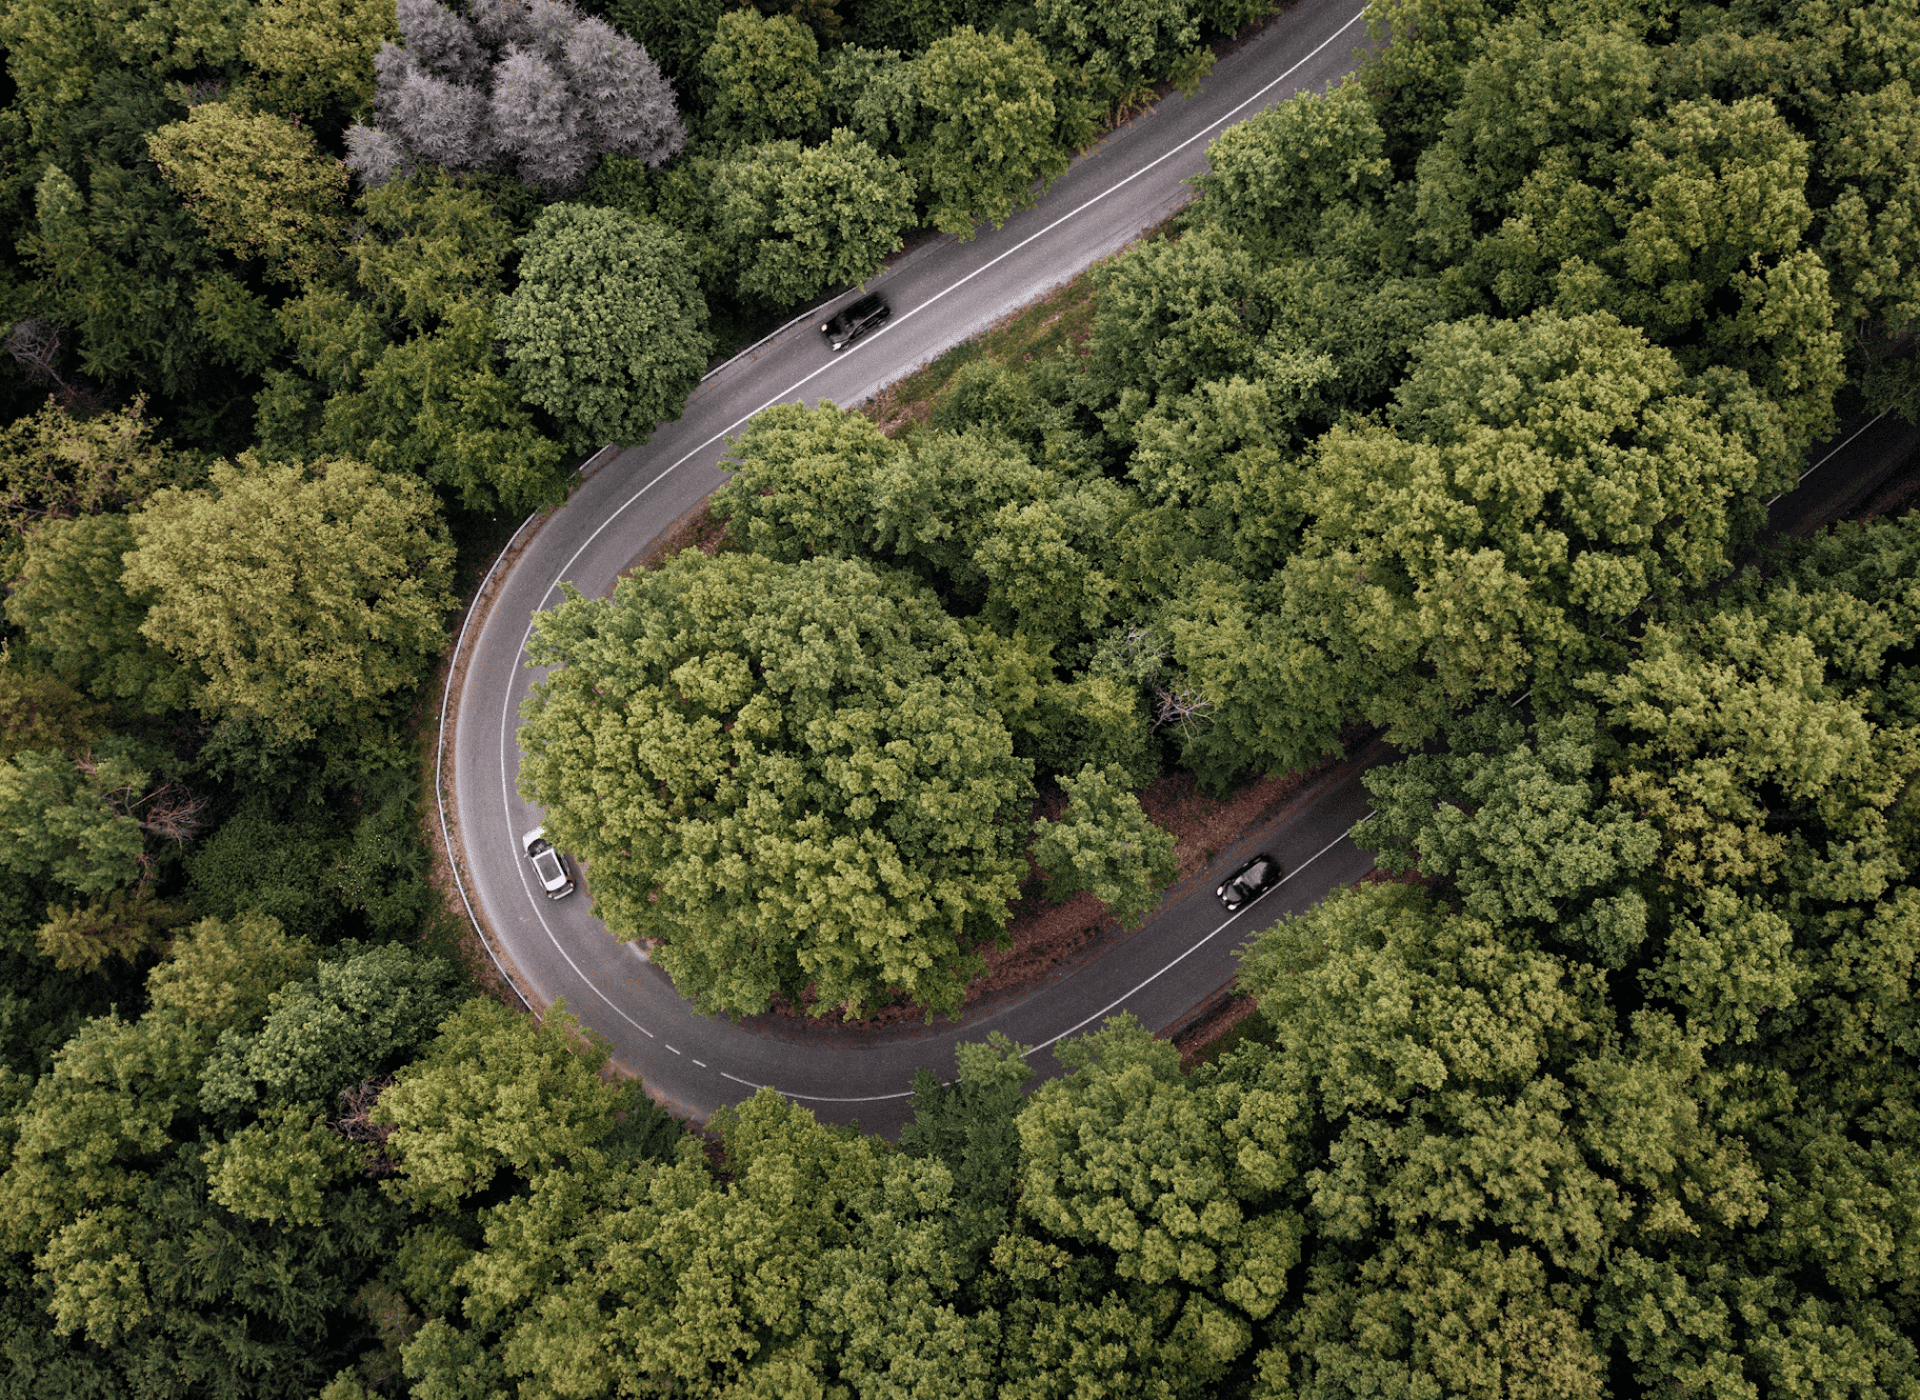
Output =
[{"x1": 436, "y1": 0, "x2": 1920, "y2": 1137}]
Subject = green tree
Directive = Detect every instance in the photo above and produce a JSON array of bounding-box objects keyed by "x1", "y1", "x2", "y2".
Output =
[
  {"x1": 1192, "y1": 82, "x2": 1393, "y2": 257},
  {"x1": 700, "y1": 8, "x2": 824, "y2": 144},
  {"x1": 198, "y1": 941, "x2": 463, "y2": 1117},
  {"x1": 915, "y1": 27, "x2": 1066, "y2": 237},
  {"x1": 1084, "y1": 227, "x2": 1260, "y2": 414},
  {"x1": 1268, "y1": 309, "x2": 1773, "y2": 751},
  {"x1": 124, "y1": 454, "x2": 456, "y2": 745},
  {"x1": 5, "y1": 512, "x2": 192, "y2": 714},
  {"x1": 146, "y1": 100, "x2": 349, "y2": 285},
  {"x1": 518, "y1": 550, "x2": 1034, "y2": 1019},
  {"x1": 605, "y1": 0, "x2": 728, "y2": 96},
  {"x1": 1030, "y1": 763, "x2": 1176, "y2": 927},
  {"x1": 0, "y1": 744, "x2": 155, "y2": 898},
  {"x1": 0, "y1": 0, "x2": 246, "y2": 147},
  {"x1": 496, "y1": 203, "x2": 712, "y2": 452},
  {"x1": 0, "y1": 395, "x2": 188, "y2": 534},
  {"x1": 1033, "y1": 0, "x2": 1199, "y2": 81},
  {"x1": 34, "y1": 891, "x2": 191, "y2": 973},
  {"x1": 1359, "y1": 705, "x2": 1660, "y2": 967},
  {"x1": 707, "y1": 132, "x2": 916, "y2": 305},
  {"x1": 0, "y1": 657, "x2": 107, "y2": 764},
  {"x1": 239, "y1": 0, "x2": 396, "y2": 124},
  {"x1": 266, "y1": 174, "x2": 572, "y2": 515},
  {"x1": 404, "y1": 1088, "x2": 986, "y2": 1399},
  {"x1": 710, "y1": 399, "x2": 903, "y2": 561},
  {"x1": 900, "y1": 1031, "x2": 1033, "y2": 1273},
  {"x1": 0, "y1": 911, "x2": 401, "y2": 1396},
  {"x1": 17, "y1": 161, "x2": 230, "y2": 405},
  {"x1": 373, "y1": 998, "x2": 638, "y2": 1211}
]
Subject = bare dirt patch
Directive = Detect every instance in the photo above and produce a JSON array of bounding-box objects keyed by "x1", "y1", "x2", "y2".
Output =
[
  {"x1": 609, "y1": 494, "x2": 732, "y2": 592},
  {"x1": 754, "y1": 738, "x2": 1363, "y2": 1033},
  {"x1": 1171, "y1": 992, "x2": 1263, "y2": 1069}
]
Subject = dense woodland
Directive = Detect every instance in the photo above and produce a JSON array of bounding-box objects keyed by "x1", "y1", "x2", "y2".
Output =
[{"x1": 2, "y1": 0, "x2": 1918, "y2": 1393}]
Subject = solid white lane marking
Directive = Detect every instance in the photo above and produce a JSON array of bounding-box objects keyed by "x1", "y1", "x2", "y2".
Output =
[{"x1": 1767, "y1": 409, "x2": 1891, "y2": 506}]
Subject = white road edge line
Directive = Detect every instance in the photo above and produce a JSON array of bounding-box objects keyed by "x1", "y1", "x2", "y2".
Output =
[
  {"x1": 1766, "y1": 409, "x2": 1891, "y2": 506},
  {"x1": 741, "y1": 816, "x2": 1378, "y2": 1104},
  {"x1": 484, "y1": 5, "x2": 1370, "y2": 1097},
  {"x1": 516, "y1": 6, "x2": 1370, "y2": 621}
]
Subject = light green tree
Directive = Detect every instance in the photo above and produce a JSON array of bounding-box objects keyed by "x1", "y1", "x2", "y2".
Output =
[
  {"x1": 1030, "y1": 763, "x2": 1176, "y2": 927},
  {"x1": 915, "y1": 27, "x2": 1066, "y2": 237},
  {"x1": 518, "y1": 550, "x2": 1034, "y2": 1019},
  {"x1": 1192, "y1": 82, "x2": 1393, "y2": 256},
  {"x1": 700, "y1": 9, "x2": 824, "y2": 144},
  {"x1": 710, "y1": 400, "x2": 903, "y2": 560},
  {"x1": 146, "y1": 100, "x2": 348, "y2": 284},
  {"x1": 1084, "y1": 228, "x2": 1260, "y2": 412},
  {"x1": 707, "y1": 131, "x2": 916, "y2": 305},
  {"x1": 374, "y1": 998, "x2": 634, "y2": 1210},
  {"x1": 0, "y1": 395, "x2": 188, "y2": 534},
  {"x1": 238, "y1": 0, "x2": 396, "y2": 123},
  {"x1": 124, "y1": 454, "x2": 455, "y2": 745},
  {"x1": 34, "y1": 890, "x2": 191, "y2": 972},
  {"x1": 4, "y1": 512, "x2": 192, "y2": 714},
  {"x1": 405, "y1": 1088, "x2": 995, "y2": 1399},
  {"x1": 203, "y1": 1101, "x2": 366, "y2": 1226},
  {"x1": 496, "y1": 203, "x2": 711, "y2": 451}
]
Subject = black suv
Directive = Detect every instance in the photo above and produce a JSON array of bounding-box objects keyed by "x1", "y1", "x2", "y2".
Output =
[{"x1": 820, "y1": 292, "x2": 891, "y2": 351}]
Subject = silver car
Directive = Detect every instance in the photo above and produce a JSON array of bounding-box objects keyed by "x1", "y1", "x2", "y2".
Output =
[{"x1": 522, "y1": 826, "x2": 575, "y2": 899}]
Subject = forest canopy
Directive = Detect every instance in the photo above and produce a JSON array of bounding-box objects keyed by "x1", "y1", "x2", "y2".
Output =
[{"x1": 2, "y1": 0, "x2": 1917, "y2": 1394}]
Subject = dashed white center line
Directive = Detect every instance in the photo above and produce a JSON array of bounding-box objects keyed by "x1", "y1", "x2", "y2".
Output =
[{"x1": 665, "y1": 1044, "x2": 681, "y2": 1055}]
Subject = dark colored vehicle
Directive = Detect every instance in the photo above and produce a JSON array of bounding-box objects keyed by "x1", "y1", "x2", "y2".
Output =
[
  {"x1": 820, "y1": 292, "x2": 891, "y2": 351},
  {"x1": 1216, "y1": 853, "x2": 1280, "y2": 911},
  {"x1": 522, "y1": 826, "x2": 575, "y2": 900}
]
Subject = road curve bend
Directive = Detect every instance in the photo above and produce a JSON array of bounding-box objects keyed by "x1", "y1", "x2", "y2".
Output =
[{"x1": 444, "y1": 0, "x2": 1377, "y2": 1136}]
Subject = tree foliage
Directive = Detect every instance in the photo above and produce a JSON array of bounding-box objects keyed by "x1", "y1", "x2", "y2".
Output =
[
  {"x1": 1030, "y1": 762, "x2": 1177, "y2": 927},
  {"x1": 495, "y1": 202, "x2": 711, "y2": 451},
  {"x1": 346, "y1": 0, "x2": 684, "y2": 192},
  {"x1": 123, "y1": 454, "x2": 455, "y2": 745},
  {"x1": 146, "y1": 100, "x2": 350, "y2": 286},
  {"x1": 518, "y1": 549, "x2": 1034, "y2": 1018}
]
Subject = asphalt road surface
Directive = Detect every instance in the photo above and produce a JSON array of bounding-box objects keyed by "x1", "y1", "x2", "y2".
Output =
[{"x1": 440, "y1": 0, "x2": 1918, "y2": 1137}]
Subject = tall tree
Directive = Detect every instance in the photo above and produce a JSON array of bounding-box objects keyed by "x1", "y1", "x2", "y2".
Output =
[
  {"x1": 915, "y1": 27, "x2": 1066, "y2": 237},
  {"x1": 703, "y1": 132, "x2": 916, "y2": 306},
  {"x1": 495, "y1": 203, "x2": 711, "y2": 451},
  {"x1": 146, "y1": 101, "x2": 349, "y2": 286},
  {"x1": 699, "y1": 8, "x2": 825, "y2": 144},
  {"x1": 517, "y1": 549, "x2": 1034, "y2": 1018},
  {"x1": 1030, "y1": 762, "x2": 1177, "y2": 928},
  {"x1": 123, "y1": 454, "x2": 455, "y2": 745}
]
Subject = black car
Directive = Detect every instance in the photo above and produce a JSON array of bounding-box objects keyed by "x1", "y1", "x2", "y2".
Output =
[
  {"x1": 1215, "y1": 853, "x2": 1280, "y2": 911},
  {"x1": 820, "y1": 292, "x2": 891, "y2": 351}
]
